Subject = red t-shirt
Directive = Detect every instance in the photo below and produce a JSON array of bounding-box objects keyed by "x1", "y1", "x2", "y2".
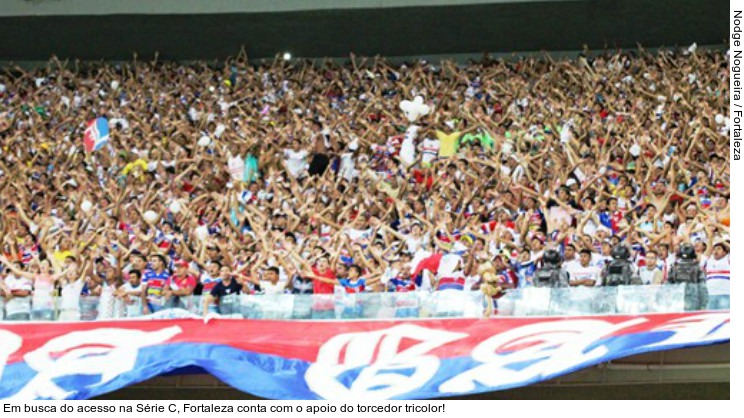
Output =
[
  {"x1": 311, "y1": 267, "x2": 336, "y2": 294},
  {"x1": 311, "y1": 267, "x2": 336, "y2": 311},
  {"x1": 166, "y1": 274, "x2": 197, "y2": 292}
]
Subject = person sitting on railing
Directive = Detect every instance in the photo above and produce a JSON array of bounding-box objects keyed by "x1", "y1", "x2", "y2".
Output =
[
  {"x1": 533, "y1": 249, "x2": 570, "y2": 288},
  {"x1": 667, "y1": 244, "x2": 708, "y2": 311},
  {"x1": 600, "y1": 245, "x2": 641, "y2": 286}
]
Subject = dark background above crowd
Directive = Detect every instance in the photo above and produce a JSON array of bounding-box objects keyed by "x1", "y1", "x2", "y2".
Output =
[{"x1": 0, "y1": 0, "x2": 727, "y2": 62}]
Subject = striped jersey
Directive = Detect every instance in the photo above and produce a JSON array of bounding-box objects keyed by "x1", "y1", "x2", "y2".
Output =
[
  {"x1": 200, "y1": 273, "x2": 221, "y2": 293},
  {"x1": 388, "y1": 277, "x2": 417, "y2": 292},
  {"x1": 436, "y1": 275, "x2": 466, "y2": 291},
  {"x1": 143, "y1": 269, "x2": 170, "y2": 305},
  {"x1": 703, "y1": 254, "x2": 730, "y2": 296}
]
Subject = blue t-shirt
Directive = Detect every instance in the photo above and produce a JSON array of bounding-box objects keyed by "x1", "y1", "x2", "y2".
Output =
[
  {"x1": 339, "y1": 278, "x2": 366, "y2": 294},
  {"x1": 143, "y1": 270, "x2": 171, "y2": 305}
]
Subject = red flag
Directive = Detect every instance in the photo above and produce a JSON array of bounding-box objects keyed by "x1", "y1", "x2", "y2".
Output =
[{"x1": 412, "y1": 253, "x2": 443, "y2": 280}]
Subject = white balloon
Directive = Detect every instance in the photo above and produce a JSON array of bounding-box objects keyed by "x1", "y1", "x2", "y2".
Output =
[
  {"x1": 715, "y1": 114, "x2": 725, "y2": 125},
  {"x1": 80, "y1": 200, "x2": 92, "y2": 213},
  {"x1": 195, "y1": 225, "x2": 209, "y2": 241},
  {"x1": 111, "y1": 80, "x2": 120, "y2": 91},
  {"x1": 399, "y1": 96, "x2": 431, "y2": 122},
  {"x1": 169, "y1": 201, "x2": 182, "y2": 214},
  {"x1": 143, "y1": 210, "x2": 159, "y2": 224},
  {"x1": 198, "y1": 135, "x2": 211, "y2": 147}
]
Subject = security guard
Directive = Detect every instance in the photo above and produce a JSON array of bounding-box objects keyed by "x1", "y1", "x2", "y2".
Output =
[
  {"x1": 667, "y1": 243, "x2": 708, "y2": 311},
  {"x1": 601, "y1": 245, "x2": 641, "y2": 286},
  {"x1": 533, "y1": 249, "x2": 570, "y2": 288}
]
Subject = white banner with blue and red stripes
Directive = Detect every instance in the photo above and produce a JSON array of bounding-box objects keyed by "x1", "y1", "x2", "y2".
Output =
[{"x1": 0, "y1": 312, "x2": 729, "y2": 400}]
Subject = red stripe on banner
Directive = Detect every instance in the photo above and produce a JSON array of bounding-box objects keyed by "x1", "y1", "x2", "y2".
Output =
[{"x1": 0, "y1": 312, "x2": 729, "y2": 365}]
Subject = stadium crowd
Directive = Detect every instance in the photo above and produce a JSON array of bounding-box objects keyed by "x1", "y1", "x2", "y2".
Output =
[{"x1": 0, "y1": 47, "x2": 731, "y2": 320}]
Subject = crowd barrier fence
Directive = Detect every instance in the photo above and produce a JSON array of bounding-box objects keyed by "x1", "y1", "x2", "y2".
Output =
[{"x1": 0, "y1": 284, "x2": 710, "y2": 322}]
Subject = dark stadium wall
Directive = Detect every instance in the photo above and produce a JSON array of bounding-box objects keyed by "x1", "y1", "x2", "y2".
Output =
[{"x1": 0, "y1": 0, "x2": 727, "y2": 62}]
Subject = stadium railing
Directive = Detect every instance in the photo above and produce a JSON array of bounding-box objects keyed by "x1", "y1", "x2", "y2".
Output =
[{"x1": 0, "y1": 284, "x2": 707, "y2": 322}]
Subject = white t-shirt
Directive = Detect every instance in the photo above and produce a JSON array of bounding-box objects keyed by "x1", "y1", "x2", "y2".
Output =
[
  {"x1": 421, "y1": 138, "x2": 440, "y2": 164},
  {"x1": 548, "y1": 206, "x2": 573, "y2": 228},
  {"x1": 339, "y1": 152, "x2": 357, "y2": 182},
  {"x1": 283, "y1": 149, "x2": 309, "y2": 178},
  {"x1": 566, "y1": 263, "x2": 601, "y2": 286},
  {"x1": 31, "y1": 276, "x2": 55, "y2": 311},
  {"x1": 262, "y1": 281, "x2": 285, "y2": 295},
  {"x1": 60, "y1": 278, "x2": 85, "y2": 311},
  {"x1": 3, "y1": 274, "x2": 32, "y2": 316},
  {"x1": 510, "y1": 164, "x2": 525, "y2": 182},
  {"x1": 405, "y1": 235, "x2": 429, "y2": 254},
  {"x1": 399, "y1": 125, "x2": 419, "y2": 166},
  {"x1": 97, "y1": 282, "x2": 118, "y2": 320},
  {"x1": 677, "y1": 221, "x2": 707, "y2": 243},
  {"x1": 590, "y1": 253, "x2": 611, "y2": 268},
  {"x1": 345, "y1": 227, "x2": 373, "y2": 243},
  {"x1": 704, "y1": 254, "x2": 730, "y2": 296},
  {"x1": 120, "y1": 281, "x2": 144, "y2": 317},
  {"x1": 639, "y1": 266, "x2": 663, "y2": 285},
  {"x1": 563, "y1": 258, "x2": 580, "y2": 271},
  {"x1": 227, "y1": 154, "x2": 245, "y2": 181}
]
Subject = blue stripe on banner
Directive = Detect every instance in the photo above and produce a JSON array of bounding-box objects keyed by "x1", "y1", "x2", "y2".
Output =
[
  {"x1": 0, "y1": 333, "x2": 729, "y2": 400},
  {"x1": 0, "y1": 343, "x2": 315, "y2": 400}
]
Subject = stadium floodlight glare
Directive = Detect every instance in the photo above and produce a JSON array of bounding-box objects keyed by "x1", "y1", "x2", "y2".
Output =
[{"x1": 282, "y1": 52, "x2": 292, "y2": 61}]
